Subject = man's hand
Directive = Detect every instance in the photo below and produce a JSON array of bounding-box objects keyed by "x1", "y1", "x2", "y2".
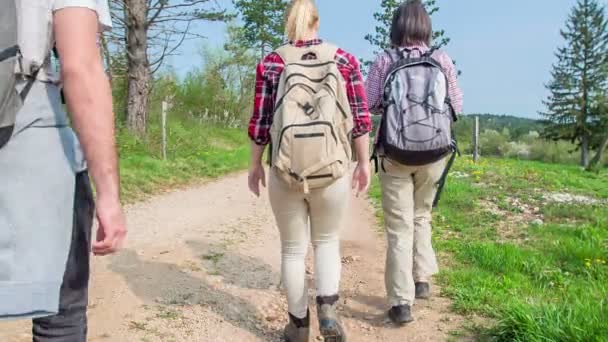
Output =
[
  {"x1": 352, "y1": 161, "x2": 371, "y2": 197},
  {"x1": 92, "y1": 197, "x2": 127, "y2": 256},
  {"x1": 248, "y1": 163, "x2": 266, "y2": 197}
]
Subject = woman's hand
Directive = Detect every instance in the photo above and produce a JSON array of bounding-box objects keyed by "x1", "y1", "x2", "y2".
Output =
[
  {"x1": 352, "y1": 161, "x2": 371, "y2": 197},
  {"x1": 248, "y1": 163, "x2": 266, "y2": 197},
  {"x1": 248, "y1": 142, "x2": 267, "y2": 197}
]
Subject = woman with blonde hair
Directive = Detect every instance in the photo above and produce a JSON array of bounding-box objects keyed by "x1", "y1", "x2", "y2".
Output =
[{"x1": 247, "y1": 0, "x2": 372, "y2": 340}]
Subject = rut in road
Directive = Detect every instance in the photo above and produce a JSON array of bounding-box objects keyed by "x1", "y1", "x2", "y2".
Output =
[{"x1": 0, "y1": 172, "x2": 468, "y2": 342}]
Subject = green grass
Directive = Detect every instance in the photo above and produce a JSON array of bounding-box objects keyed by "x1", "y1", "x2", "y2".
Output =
[
  {"x1": 117, "y1": 118, "x2": 249, "y2": 202},
  {"x1": 369, "y1": 157, "x2": 608, "y2": 341}
]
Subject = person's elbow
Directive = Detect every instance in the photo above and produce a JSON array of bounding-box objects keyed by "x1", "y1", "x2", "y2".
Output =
[{"x1": 61, "y1": 56, "x2": 104, "y2": 85}]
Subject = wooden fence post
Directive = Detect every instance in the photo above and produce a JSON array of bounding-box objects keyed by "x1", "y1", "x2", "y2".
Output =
[
  {"x1": 473, "y1": 116, "x2": 480, "y2": 163},
  {"x1": 162, "y1": 100, "x2": 168, "y2": 160}
]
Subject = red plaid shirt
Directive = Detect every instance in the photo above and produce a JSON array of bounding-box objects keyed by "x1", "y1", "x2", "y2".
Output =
[{"x1": 248, "y1": 39, "x2": 372, "y2": 145}]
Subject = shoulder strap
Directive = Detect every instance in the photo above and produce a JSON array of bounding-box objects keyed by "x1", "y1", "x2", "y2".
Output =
[
  {"x1": 423, "y1": 48, "x2": 437, "y2": 58},
  {"x1": 385, "y1": 48, "x2": 403, "y2": 64}
]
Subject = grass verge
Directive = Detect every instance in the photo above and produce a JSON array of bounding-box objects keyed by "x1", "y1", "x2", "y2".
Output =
[
  {"x1": 369, "y1": 157, "x2": 608, "y2": 341},
  {"x1": 117, "y1": 119, "x2": 249, "y2": 203}
]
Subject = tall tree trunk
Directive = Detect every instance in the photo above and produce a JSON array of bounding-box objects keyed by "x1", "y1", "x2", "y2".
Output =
[
  {"x1": 587, "y1": 134, "x2": 608, "y2": 171},
  {"x1": 581, "y1": 134, "x2": 590, "y2": 167},
  {"x1": 125, "y1": 0, "x2": 149, "y2": 134}
]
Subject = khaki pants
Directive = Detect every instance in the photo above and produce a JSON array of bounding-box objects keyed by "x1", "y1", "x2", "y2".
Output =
[
  {"x1": 268, "y1": 170, "x2": 350, "y2": 318},
  {"x1": 379, "y1": 156, "x2": 447, "y2": 306}
]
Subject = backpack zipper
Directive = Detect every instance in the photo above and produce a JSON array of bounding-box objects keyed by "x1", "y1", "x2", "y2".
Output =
[{"x1": 277, "y1": 121, "x2": 338, "y2": 153}]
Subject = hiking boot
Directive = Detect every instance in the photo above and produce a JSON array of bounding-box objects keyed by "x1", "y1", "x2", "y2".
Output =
[
  {"x1": 415, "y1": 282, "x2": 431, "y2": 299},
  {"x1": 388, "y1": 305, "x2": 414, "y2": 325},
  {"x1": 317, "y1": 295, "x2": 346, "y2": 342},
  {"x1": 284, "y1": 312, "x2": 310, "y2": 342}
]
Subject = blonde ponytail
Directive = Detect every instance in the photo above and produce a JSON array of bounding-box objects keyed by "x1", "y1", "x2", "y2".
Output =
[{"x1": 285, "y1": 0, "x2": 320, "y2": 42}]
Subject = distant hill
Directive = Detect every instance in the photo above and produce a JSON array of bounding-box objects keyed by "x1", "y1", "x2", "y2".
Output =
[
  {"x1": 455, "y1": 114, "x2": 543, "y2": 141},
  {"x1": 370, "y1": 113, "x2": 544, "y2": 143}
]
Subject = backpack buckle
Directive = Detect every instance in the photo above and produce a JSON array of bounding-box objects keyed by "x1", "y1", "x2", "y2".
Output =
[{"x1": 301, "y1": 102, "x2": 315, "y2": 116}]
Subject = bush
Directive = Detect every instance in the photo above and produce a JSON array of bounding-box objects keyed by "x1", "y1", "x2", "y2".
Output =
[
  {"x1": 528, "y1": 140, "x2": 579, "y2": 164},
  {"x1": 502, "y1": 141, "x2": 531, "y2": 159},
  {"x1": 480, "y1": 129, "x2": 509, "y2": 156}
]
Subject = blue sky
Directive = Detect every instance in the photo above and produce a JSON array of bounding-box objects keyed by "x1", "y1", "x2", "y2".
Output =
[{"x1": 169, "y1": 0, "x2": 592, "y2": 118}]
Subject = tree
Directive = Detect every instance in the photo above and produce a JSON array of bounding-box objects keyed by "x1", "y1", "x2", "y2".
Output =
[
  {"x1": 541, "y1": 0, "x2": 608, "y2": 168},
  {"x1": 107, "y1": 0, "x2": 229, "y2": 134},
  {"x1": 222, "y1": 25, "x2": 258, "y2": 117},
  {"x1": 587, "y1": 95, "x2": 608, "y2": 170},
  {"x1": 364, "y1": 0, "x2": 450, "y2": 67},
  {"x1": 233, "y1": 0, "x2": 288, "y2": 60}
]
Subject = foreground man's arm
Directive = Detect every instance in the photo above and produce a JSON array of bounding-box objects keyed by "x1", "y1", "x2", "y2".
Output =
[{"x1": 53, "y1": 8, "x2": 126, "y2": 256}]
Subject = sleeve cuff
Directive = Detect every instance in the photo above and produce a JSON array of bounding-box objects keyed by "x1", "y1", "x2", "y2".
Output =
[{"x1": 52, "y1": 0, "x2": 112, "y2": 31}]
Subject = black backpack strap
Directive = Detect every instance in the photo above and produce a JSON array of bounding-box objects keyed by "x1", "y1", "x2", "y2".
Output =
[
  {"x1": 19, "y1": 66, "x2": 42, "y2": 102},
  {"x1": 0, "y1": 45, "x2": 19, "y2": 62},
  {"x1": 423, "y1": 47, "x2": 437, "y2": 58},
  {"x1": 371, "y1": 154, "x2": 379, "y2": 174},
  {"x1": 385, "y1": 48, "x2": 402, "y2": 64},
  {"x1": 52, "y1": 46, "x2": 66, "y2": 104},
  {"x1": 399, "y1": 47, "x2": 410, "y2": 59},
  {"x1": 432, "y1": 130, "x2": 460, "y2": 208}
]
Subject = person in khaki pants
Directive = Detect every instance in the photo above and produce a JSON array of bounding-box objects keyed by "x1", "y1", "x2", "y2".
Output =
[
  {"x1": 379, "y1": 156, "x2": 447, "y2": 311},
  {"x1": 365, "y1": 0, "x2": 464, "y2": 325}
]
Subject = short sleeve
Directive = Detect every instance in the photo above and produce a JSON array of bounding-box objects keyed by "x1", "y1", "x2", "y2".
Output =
[{"x1": 52, "y1": 0, "x2": 112, "y2": 31}]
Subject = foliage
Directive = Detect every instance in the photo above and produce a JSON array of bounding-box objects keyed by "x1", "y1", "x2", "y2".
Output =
[
  {"x1": 113, "y1": 25, "x2": 255, "y2": 202},
  {"x1": 106, "y1": 0, "x2": 231, "y2": 133},
  {"x1": 541, "y1": 0, "x2": 608, "y2": 167},
  {"x1": 118, "y1": 119, "x2": 248, "y2": 203},
  {"x1": 117, "y1": 52, "x2": 251, "y2": 202},
  {"x1": 454, "y1": 114, "x2": 543, "y2": 144},
  {"x1": 479, "y1": 129, "x2": 509, "y2": 156},
  {"x1": 451, "y1": 114, "x2": 606, "y2": 166},
  {"x1": 233, "y1": 0, "x2": 288, "y2": 59},
  {"x1": 107, "y1": 0, "x2": 230, "y2": 74}
]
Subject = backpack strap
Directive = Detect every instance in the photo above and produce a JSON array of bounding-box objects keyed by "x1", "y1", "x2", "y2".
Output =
[
  {"x1": 385, "y1": 48, "x2": 403, "y2": 63},
  {"x1": 422, "y1": 47, "x2": 437, "y2": 58},
  {"x1": 0, "y1": 46, "x2": 19, "y2": 63}
]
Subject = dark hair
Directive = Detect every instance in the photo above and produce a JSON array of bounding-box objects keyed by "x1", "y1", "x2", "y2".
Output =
[{"x1": 390, "y1": 0, "x2": 433, "y2": 47}]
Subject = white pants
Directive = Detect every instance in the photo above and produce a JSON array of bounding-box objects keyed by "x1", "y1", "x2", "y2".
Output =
[{"x1": 268, "y1": 171, "x2": 350, "y2": 319}]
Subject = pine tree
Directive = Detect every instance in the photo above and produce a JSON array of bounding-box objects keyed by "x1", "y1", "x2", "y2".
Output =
[
  {"x1": 364, "y1": 0, "x2": 449, "y2": 67},
  {"x1": 233, "y1": 0, "x2": 288, "y2": 60},
  {"x1": 541, "y1": 0, "x2": 608, "y2": 168}
]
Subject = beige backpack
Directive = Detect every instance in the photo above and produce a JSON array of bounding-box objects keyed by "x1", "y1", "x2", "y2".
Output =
[{"x1": 270, "y1": 42, "x2": 354, "y2": 193}]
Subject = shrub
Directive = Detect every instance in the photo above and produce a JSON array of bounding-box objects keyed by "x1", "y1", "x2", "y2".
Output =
[{"x1": 480, "y1": 129, "x2": 509, "y2": 157}]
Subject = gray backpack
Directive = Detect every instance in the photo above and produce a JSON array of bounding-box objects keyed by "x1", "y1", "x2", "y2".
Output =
[
  {"x1": 376, "y1": 48, "x2": 457, "y2": 166},
  {"x1": 0, "y1": 0, "x2": 38, "y2": 149}
]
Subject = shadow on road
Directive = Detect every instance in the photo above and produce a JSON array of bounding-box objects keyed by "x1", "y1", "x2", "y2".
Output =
[{"x1": 109, "y1": 248, "x2": 280, "y2": 340}]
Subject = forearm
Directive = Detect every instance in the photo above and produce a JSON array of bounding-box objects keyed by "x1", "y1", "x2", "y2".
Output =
[
  {"x1": 63, "y1": 65, "x2": 119, "y2": 201},
  {"x1": 353, "y1": 134, "x2": 370, "y2": 163},
  {"x1": 250, "y1": 142, "x2": 266, "y2": 166}
]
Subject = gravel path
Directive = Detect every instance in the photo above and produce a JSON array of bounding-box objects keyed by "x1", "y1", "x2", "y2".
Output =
[{"x1": 0, "y1": 172, "x2": 467, "y2": 341}]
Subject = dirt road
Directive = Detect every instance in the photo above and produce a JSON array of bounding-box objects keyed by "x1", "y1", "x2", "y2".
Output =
[{"x1": 0, "y1": 172, "x2": 466, "y2": 341}]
